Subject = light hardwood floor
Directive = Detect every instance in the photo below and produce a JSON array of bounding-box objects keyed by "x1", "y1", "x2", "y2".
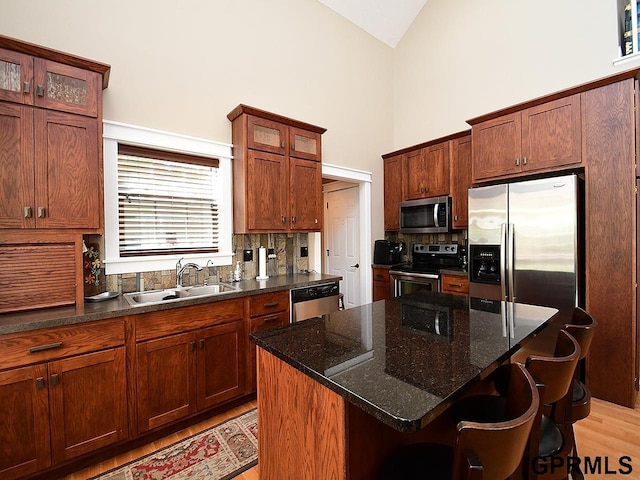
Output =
[{"x1": 63, "y1": 395, "x2": 638, "y2": 480}]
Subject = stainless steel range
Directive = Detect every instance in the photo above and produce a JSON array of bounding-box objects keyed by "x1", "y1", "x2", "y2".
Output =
[{"x1": 389, "y1": 243, "x2": 460, "y2": 297}]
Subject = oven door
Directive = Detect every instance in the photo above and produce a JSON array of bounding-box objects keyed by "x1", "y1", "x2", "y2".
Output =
[{"x1": 390, "y1": 271, "x2": 439, "y2": 297}]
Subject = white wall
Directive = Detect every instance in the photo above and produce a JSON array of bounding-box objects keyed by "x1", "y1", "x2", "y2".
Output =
[
  {"x1": 392, "y1": 0, "x2": 633, "y2": 147},
  {"x1": 0, "y1": 0, "x2": 394, "y2": 241}
]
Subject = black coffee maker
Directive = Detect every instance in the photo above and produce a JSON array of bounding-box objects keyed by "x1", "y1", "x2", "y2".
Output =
[{"x1": 373, "y1": 240, "x2": 404, "y2": 265}]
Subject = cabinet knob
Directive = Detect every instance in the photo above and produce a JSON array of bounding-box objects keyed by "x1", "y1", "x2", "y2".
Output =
[
  {"x1": 199, "y1": 339, "x2": 205, "y2": 350},
  {"x1": 291, "y1": 143, "x2": 295, "y2": 151},
  {"x1": 35, "y1": 377, "x2": 45, "y2": 390},
  {"x1": 23, "y1": 81, "x2": 30, "y2": 94},
  {"x1": 314, "y1": 218, "x2": 318, "y2": 223},
  {"x1": 281, "y1": 140, "x2": 285, "y2": 148},
  {"x1": 454, "y1": 215, "x2": 459, "y2": 221},
  {"x1": 292, "y1": 216, "x2": 297, "y2": 223},
  {"x1": 190, "y1": 341, "x2": 196, "y2": 352},
  {"x1": 515, "y1": 158, "x2": 520, "y2": 166},
  {"x1": 51, "y1": 373, "x2": 59, "y2": 386},
  {"x1": 24, "y1": 206, "x2": 32, "y2": 218},
  {"x1": 36, "y1": 84, "x2": 44, "y2": 97},
  {"x1": 522, "y1": 156, "x2": 527, "y2": 165},
  {"x1": 37, "y1": 207, "x2": 46, "y2": 218},
  {"x1": 282, "y1": 215, "x2": 286, "y2": 224}
]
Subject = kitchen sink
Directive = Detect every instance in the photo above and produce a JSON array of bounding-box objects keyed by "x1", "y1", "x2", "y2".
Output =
[{"x1": 124, "y1": 283, "x2": 241, "y2": 307}]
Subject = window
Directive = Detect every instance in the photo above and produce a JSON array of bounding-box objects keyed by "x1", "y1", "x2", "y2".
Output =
[
  {"x1": 118, "y1": 145, "x2": 220, "y2": 256},
  {"x1": 617, "y1": 0, "x2": 640, "y2": 62},
  {"x1": 103, "y1": 121, "x2": 233, "y2": 275}
]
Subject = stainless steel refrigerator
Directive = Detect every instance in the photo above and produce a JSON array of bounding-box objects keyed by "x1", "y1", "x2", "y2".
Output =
[{"x1": 467, "y1": 174, "x2": 583, "y2": 323}]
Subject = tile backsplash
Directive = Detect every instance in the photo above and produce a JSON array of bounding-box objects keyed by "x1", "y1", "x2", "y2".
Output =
[{"x1": 99, "y1": 233, "x2": 309, "y2": 294}]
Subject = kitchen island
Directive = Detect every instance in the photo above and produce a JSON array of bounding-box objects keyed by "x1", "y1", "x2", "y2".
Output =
[{"x1": 250, "y1": 292, "x2": 559, "y2": 479}]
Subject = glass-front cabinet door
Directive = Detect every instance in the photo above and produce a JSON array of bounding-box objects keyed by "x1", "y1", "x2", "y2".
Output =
[
  {"x1": 247, "y1": 115, "x2": 287, "y2": 155},
  {"x1": 0, "y1": 48, "x2": 32, "y2": 104},
  {"x1": 289, "y1": 126, "x2": 321, "y2": 161},
  {"x1": 33, "y1": 59, "x2": 99, "y2": 117}
]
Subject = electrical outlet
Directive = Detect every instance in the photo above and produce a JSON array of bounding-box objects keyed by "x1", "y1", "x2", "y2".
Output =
[
  {"x1": 300, "y1": 246, "x2": 308, "y2": 257},
  {"x1": 267, "y1": 248, "x2": 276, "y2": 259},
  {"x1": 243, "y1": 249, "x2": 253, "y2": 262}
]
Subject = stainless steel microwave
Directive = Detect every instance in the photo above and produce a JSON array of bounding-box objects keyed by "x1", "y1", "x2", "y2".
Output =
[{"x1": 399, "y1": 196, "x2": 452, "y2": 234}]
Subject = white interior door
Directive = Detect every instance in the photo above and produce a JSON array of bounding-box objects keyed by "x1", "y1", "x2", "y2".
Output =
[{"x1": 325, "y1": 184, "x2": 361, "y2": 308}]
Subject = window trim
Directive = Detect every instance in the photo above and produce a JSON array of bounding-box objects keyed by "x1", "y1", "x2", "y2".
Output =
[{"x1": 103, "y1": 120, "x2": 233, "y2": 275}]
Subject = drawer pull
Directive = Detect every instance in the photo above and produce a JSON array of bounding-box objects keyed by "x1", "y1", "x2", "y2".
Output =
[
  {"x1": 199, "y1": 339, "x2": 205, "y2": 350},
  {"x1": 448, "y1": 282, "x2": 463, "y2": 288},
  {"x1": 263, "y1": 302, "x2": 279, "y2": 308},
  {"x1": 264, "y1": 315, "x2": 281, "y2": 323},
  {"x1": 35, "y1": 377, "x2": 45, "y2": 390},
  {"x1": 51, "y1": 373, "x2": 59, "y2": 386},
  {"x1": 190, "y1": 341, "x2": 196, "y2": 352},
  {"x1": 29, "y1": 342, "x2": 63, "y2": 354}
]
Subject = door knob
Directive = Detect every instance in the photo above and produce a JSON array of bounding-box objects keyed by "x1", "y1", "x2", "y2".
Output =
[{"x1": 350, "y1": 263, "x2": 359, "y2": 268}]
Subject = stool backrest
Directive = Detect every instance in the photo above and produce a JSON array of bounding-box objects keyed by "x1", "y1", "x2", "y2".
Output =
[
  {"x1": 565, "y1": 307, "x2": 596, "y2": 361},
  {"x1": 452, "y1": 363, "x2": 540, "y2": 480},
  {"x1": 526, "y1": 329, "x2": 580, "y2": 405}
]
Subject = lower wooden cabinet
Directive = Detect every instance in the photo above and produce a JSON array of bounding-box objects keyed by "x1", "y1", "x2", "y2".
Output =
[
  {"x1": 0, "y1": 343, "x2": 127, "y2": 480},
  {"x1": 247, "y1": 291, "x2": 290, "y2": 391},
  {"x1": 440, "y1": 273, "x2": 469, "y2": 296},
  {"x1": 372, "y1": 267, "x2": 392, "y2": 301},
  {"x1": 134, "y1": 299, "x2": 247, "y2": 434}
]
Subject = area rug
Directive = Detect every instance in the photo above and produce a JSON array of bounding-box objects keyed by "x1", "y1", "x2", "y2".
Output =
[{"x1": 89, "y1": 408, "x2": 258, "y2": 480}]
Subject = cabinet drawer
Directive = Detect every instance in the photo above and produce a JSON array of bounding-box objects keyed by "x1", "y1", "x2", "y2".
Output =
[
  {"x1": 441, "y1": 274, "x2": 469, "y2": 295},
  {"x1": 135, "y1": 298, "x2": 244, "y2": 342},
  {"x1": 248, "y1": 291, "x2": 289, "y2": 317},
  {"x1": 250, "y1": 311, "x2": 289, "y2": 331},
  {"x1": 0, "y1": 319, "x2": 125, "y2": 370},
  {"x1": 372, "y1": 268, "x2": 390, "y2": 283}
]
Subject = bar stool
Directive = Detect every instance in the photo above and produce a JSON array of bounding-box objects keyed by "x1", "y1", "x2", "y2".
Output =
[
  {"x1": 524, "y1": 329, "x2": 581, "y2": 480},
  {"x1": 378, "y1": 363, "x2": 540, "y2": 480},
  {"x1": 563, "y1": 307, "x2": 597, "y2": 480}
]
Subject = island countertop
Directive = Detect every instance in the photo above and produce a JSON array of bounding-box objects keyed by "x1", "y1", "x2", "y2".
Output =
[{"x1": 250, "y1": 292, "x2": 559, "y2": 432}]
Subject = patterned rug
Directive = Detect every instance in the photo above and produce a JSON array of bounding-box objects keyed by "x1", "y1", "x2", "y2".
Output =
[{"x1": 89, "y1": 409, "x2": 258, "y2": 480}]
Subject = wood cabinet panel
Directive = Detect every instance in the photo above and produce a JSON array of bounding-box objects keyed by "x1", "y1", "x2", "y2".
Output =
[
  {"x1": 0, "y1": 47, "x2": 33, "y2": 105},
  {"x1": 582, "y1": 79, "x2": 636, "y2": 407},
  {"x1": 472, "y1": 112, "x2": 521, "y2": 182},
  {"x1": 521, "y1": 94, "x2": 581, "y2": 172},
  {"x1": 257, "y1": 348, "x2": 347, "y2": 479},
  {"x1": 248, "y1": 290, "x2": 290, "y2": 317},
  {"x1": 34, "y1": 109, "x2": 100, "y2": 229},
  {"x1": 135, "y1": 299, "x2": 244, "y2": 342},
  {"x1": 33, "y1": 59, "x2": 99, "y2": 117},
  {"x1": 450, "y1": 135, "x2": 472, "y2": 229},
  {"x1": 246, "y1": 115, "x2": 287, "y2": 155},
  {"x1": 49, "y1": 347, "x2": 127, "y2": 462},
  {"x1": 0, "y1": 364, "x2": 50, "y2": 480},
  {"x1": 136, "y1": 331, "x2": 197, "y2": 433},
  {"x1": 404, "y1": 143, "x2": 450, "y2": 199},
  {"x1": 372, "y1": 267, "x2": 391, "y2": 302},
  {"x1": 247, "y1": 150, "x2": 288, "y2": 231},
  {"x1": 440, "y1": 273, "x2": 469, "y2": 296},
  {"x1": 0, "y1": 318, "x2": 124, "y2": 370},
  {"x1": 383, "y1": 154, "x2": 402, "y2": 231},
  {"x1": 290, "y1": 158, "x2": 322, "y2": 230},
  {"x1": 289, "y1": 126, "x2": 321, "y2": 161},
  {"x1": 0, "y1": 103, "x2": 34, "y2": 228},
  {"x1": 196, "y1": 320, "x2": 246, "y2": 409}
]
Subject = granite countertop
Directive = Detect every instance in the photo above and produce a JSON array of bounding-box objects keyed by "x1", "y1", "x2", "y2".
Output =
[
  {"x1": 0, "y1": 273, "x2": 341, "y2": 336},
  {"x1": 250, "y1": 292, "x2": 558, "y2": 432}
]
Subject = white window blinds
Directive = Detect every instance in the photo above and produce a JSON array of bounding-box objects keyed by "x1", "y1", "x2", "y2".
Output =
[{"x1": 117, "y1": 145, "x2": 220, "y2": 256}]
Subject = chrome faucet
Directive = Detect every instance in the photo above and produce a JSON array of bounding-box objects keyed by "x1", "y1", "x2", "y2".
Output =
[{"x1": 176, "y1": 258, "x2": 203, "y2": 288}]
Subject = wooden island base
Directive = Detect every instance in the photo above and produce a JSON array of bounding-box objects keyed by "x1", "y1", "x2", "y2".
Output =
[{"x1": 256, "y1": 348, "x2": 455, "y2": 480}]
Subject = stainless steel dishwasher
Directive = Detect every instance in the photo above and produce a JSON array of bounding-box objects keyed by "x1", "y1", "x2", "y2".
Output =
[{"x1": 290, "y1": 281, "x2": 343, "y2": 322}]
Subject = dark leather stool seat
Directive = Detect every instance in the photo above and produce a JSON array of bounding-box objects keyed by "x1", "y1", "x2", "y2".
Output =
[{"x1": 379, "y1": 363, "x2": 539, "y2": 480}]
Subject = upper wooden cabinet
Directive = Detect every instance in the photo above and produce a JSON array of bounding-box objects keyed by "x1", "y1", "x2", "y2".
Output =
[
  {"x1": 383, "y1": 154, "x2": 402, "y2": 231},
  {"x1": 0, "y1": 36, "x2": 109, "y2": 232},
  {"x1": 0, "y1": 47, "x2": 103, "y2": 118},
  {"x1": 470, "y1": 94, "x2": 582, "y2": 182},
  {"x1": 228, "y1": 104, "x2": 326, "y2": 233},
  {"x1": 450, "y1": 134, "x2": 472, "y2": 229},
  {"x1": 382, "y1": 130, "x2": 470, "y2": 231},
  {"x1": 404, "y1": 142, "x2": 450, "y2": 200}
]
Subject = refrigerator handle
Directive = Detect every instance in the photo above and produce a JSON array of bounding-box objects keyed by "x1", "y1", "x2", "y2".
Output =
[
  {"x1": 500, "y1": 223, "x2": 507, "y2": 301},
  {"x1": 508, "y1": 223, "x2": 515, "y2": 302}
]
